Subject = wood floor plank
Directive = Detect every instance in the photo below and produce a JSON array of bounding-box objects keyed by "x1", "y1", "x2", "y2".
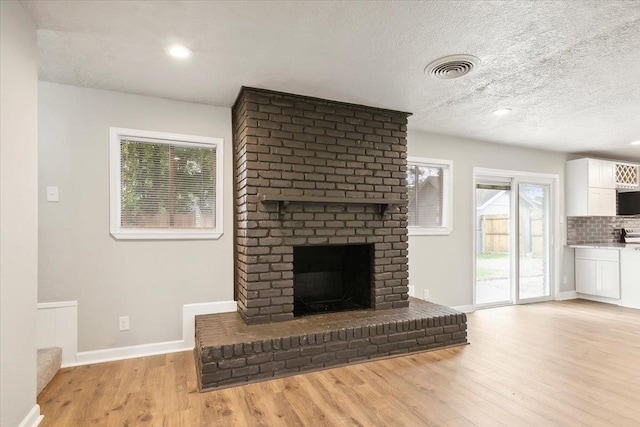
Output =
[
  {"x1": 37, "y1": 300, "x2": 640, "y2": 426},
  {"x1": 446, "y1": 418, "x2": 479, "y2": 427}
]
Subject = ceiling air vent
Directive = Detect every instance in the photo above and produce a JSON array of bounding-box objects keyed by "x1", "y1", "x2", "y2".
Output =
[{"x1": 424, "y1": 54, "x2": 480, "y2": 79}]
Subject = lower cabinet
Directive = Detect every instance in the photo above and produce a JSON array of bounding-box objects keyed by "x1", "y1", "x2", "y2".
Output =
[
  {"x1": 575, "y1": 249, "x2": 620, "y2": 299},
  {"x1": 620, "y1": 251, "x2": 640, "y2": 309},
  {"x1": 598, "y1": 259, "x2": 621, "y2": 298},
  {"x1": 575, "y1": 258, "x2": 597, "y2": 295}
]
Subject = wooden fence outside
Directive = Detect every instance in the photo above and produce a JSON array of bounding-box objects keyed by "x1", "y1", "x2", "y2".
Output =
[{"x1": 480, "y1": 214, "x2": 544, "y2": 256}]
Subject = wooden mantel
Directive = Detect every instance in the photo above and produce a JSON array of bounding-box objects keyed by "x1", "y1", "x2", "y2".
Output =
[{"x1": 259, "y1": 193, "x2": 405, "y2": 216}]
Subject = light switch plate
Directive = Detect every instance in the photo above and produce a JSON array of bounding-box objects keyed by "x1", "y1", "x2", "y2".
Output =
[{"x1": 46, "y1": 186, "x2": 59, "y2": 202}]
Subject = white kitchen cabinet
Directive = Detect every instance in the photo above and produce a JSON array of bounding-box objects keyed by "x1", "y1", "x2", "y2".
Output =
[
  {"x1": 575, "y1": 258, "x2": 597, "y2": 294},
  {"x1": 620, "y1": 250, "x2": 640, "y2": 309},
  {"x1": 586, "y1": 188, "x2": 617, "y2": 216},
  {"x1": 566, "y1": 158, "x2": 618, "y2": 216},
  {"x1": 599, "y1": 260, "x2": 621, "y2": 298},
  {"x1": 588, "y1": 159, "x2": 616, "y2": 189},
  {"x1": 615, "y1": 163, "x2": 640, "y2": 190},
  {"x1": 574, "y1": 248, "x2": 620, "y2": 299}
]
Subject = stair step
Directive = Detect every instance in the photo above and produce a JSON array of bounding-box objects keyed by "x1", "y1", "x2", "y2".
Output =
[{"x1": 37, "y1": 347, "x2": 62, "y2": 395}]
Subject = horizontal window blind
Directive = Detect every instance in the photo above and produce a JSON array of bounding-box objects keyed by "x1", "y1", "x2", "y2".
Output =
[
  {"x1": 407, "y1": 163, "x2": 446, "y2": 228},
  {"x1": 120, "y1": 139, "x2": 216, "y2": 230},
  {"x1": 476, "y1": 180, "x2": 511, "y2": 191}
]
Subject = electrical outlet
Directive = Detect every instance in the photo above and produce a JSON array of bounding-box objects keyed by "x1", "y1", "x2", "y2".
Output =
[
  {"x1": 423, "y1": 289, "x2": 430, "y2": 300},
  {"x1": 119, "y1": 315, "x2": 130, "y2": 331},
  {"x1": 408, "y1": 285, "x2": 416, "y2": 297}
]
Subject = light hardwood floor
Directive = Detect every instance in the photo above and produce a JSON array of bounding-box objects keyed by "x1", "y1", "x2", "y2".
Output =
[{"x1": 38, "y1": 300, "x2": 640, "y2": 426}]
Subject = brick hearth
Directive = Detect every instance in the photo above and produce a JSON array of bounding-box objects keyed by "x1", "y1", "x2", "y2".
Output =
[{"x1": 195, "y1": 298, "x2": 468, "y2": 391}]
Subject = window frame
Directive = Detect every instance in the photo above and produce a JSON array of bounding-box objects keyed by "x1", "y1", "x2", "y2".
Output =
[
  {"x1": 109, "y1": 127, "x2": 224, "y2": 240},
  {"x1": 406, "y1": 156, "x2": 453, "y2": 236}
]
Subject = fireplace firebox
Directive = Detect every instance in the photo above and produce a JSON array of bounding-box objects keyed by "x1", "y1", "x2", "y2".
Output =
[{"x1": 293, "y1": 244, "x2": 372, "y2": 316}]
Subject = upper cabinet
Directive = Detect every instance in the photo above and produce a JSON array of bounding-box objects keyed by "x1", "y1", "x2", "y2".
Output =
[
  {"x1": 615, "y1": 162, "x2": 640, "y2": 190},
  {"x1": 566, "y1": 158, "x2": 617, "y2": 216},
  {"x1": 587, "y1": 158, "x2": 616, "y2": 189}
]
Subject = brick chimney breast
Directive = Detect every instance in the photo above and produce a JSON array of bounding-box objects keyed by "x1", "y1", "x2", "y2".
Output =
[{"x1": 232, "y1": 87, "x2": 411, "y2": 325}]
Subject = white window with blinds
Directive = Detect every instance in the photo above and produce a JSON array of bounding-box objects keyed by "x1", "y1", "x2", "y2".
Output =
[
  {"x1": 109, "y1": 127, "x2": 223, "y2": 240},
  {"x1": 406, "y1": 157, "x2": 453, "y2": 235}
]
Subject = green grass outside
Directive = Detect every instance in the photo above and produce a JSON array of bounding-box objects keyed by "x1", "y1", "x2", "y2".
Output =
[{"x1": 476, "y1": 252, "x2": 509, "y2": 280}]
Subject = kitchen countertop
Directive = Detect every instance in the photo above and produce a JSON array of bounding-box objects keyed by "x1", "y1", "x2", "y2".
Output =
[{"x1": 568, "y1": 243, "x2": 640, "y2": 251}]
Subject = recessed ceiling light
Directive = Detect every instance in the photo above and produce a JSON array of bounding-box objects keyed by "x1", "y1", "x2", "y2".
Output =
[
  {"x1": 167, "y1": 44, "x2": 192, "y2": 59},
  {"x1": 630, "y1": 140, "x2": 640, "y2": 146},
  {"x1": 492, "y1": 108, "x2": 512, "y2": 116}
]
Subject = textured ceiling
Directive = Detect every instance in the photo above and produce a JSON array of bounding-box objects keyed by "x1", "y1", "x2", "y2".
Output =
[{"x1": 22, "y1": 0, "x2": 640, "y2": 160}]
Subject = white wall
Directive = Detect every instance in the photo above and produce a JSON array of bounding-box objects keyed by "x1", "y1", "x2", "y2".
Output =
[
  {"x1": 38, "y1": 82, "x2": 234, "y2": 352},
  {"x1": 407, "y1": 131, "x2": 570, "y2": 308},
  {"x1": 0, "y1": 1, "x2": 40, "y2": 426}
]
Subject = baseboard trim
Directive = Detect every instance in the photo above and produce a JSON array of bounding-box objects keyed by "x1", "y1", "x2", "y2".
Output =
[
  {"x1": 18, "y1": 404, "x2": 43, "y2": 427},
  {"x1": 555, "y1": 291, "x2": 578, "y2": 301},
  {"x1": 575, "y1": 293, "x2": 620, "y2": 305},
  {"x1": 69, "y1": 300, "x2": 237, "y2": 367},
  {"x1": 72, "y1": 340, "x2": 191, "y2": 366},
  {"x1": 451, "y1": 304, "x2": 475, "y2": 313}
]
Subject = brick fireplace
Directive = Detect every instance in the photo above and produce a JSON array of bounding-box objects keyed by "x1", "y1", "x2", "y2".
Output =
[
  {"x1": 233, "y1": 87, "x2": 410, "y2": 325},
  {"x1": 193, "y1": 88, "x2": 468, "y2": 391}
]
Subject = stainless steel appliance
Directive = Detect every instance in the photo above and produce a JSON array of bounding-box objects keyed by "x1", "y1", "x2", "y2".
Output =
[{"x1": 621, "y1": 228, "x2": 640, "y2": 244}]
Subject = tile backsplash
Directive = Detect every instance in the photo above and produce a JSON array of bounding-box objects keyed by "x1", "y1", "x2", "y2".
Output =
[{"x1": 566, "y1": 216, "x2": 640, "y2": 245}]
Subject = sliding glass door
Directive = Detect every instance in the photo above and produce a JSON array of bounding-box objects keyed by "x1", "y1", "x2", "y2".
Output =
[
  {"x1": 475, "y1": 173, "x2": 554, "y2": 307},
  {"x1": 517, "y1": 182, "x2": 551, "y2": 302},
  {"x1": 475, "y1": 179, "x2": 513, "y2": 306}
]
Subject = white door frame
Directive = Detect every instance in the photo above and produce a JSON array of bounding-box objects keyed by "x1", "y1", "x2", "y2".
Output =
[{"x1": 472, "y1": 168, "x2": 560, "y2": 309}]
